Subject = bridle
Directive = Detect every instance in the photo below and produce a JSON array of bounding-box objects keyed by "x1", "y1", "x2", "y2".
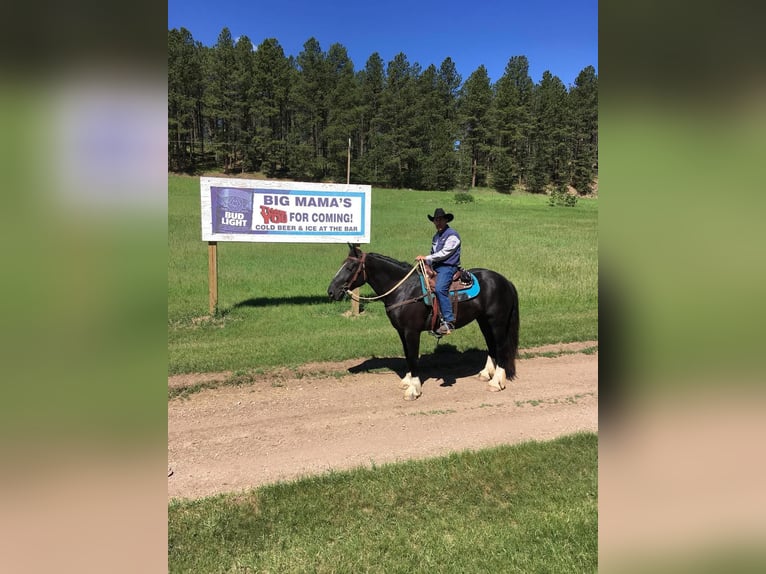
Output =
[{"x1": 342, "y1": 252, "x2": 367, "y2": 291}]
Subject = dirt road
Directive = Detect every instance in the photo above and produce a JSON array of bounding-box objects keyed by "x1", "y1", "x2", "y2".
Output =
[{"x1": 168, "y1": 342, "x2": 598, "y2": 500}]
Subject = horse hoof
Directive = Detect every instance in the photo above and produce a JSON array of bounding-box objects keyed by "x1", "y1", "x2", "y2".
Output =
[
  {"x1": 403, "y1": 389, "x2": 421, "y2": 400},
  {"x1": 487, "y1": 383, "x2": 504, "y2": 392}
]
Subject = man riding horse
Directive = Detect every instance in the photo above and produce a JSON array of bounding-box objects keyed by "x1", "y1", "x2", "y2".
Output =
[{"x1": 415, "y1": 208, "x2": 461, "y2": 336}]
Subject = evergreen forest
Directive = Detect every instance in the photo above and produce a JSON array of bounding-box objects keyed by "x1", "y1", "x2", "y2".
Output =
[{"x1": 169, "y1": 27, "x2": 598, "y2": 194}]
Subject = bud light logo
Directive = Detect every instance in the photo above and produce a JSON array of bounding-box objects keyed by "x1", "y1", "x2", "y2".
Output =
[{"x1": 212, "y1": 188, "x2": 253, "y2": 233}]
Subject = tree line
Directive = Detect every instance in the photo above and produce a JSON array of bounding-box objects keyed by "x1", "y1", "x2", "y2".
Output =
[{"x1": 169, "y1": 27, "x2": 597, "y2": 194}]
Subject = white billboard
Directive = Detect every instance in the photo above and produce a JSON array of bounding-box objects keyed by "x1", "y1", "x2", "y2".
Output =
[{"x1": 201, "y1": 177, "x2": 371, "y2": 243}]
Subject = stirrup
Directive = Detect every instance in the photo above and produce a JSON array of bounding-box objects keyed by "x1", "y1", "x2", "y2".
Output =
[{"x1": 436, "y1": 322, "x2": 454, "y2": 335}]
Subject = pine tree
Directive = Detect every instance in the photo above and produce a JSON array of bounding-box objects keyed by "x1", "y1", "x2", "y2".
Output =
[
  {"x1": 457, "y1": 65, "x2": 493, "y2": 188},
  {"x1": 569, "y1": 66, "x2": 598, "y2": 194},
  {"x1": 168, "y1": 28, "x2": 204, "y2": 171},
  {"x1": 325, "y1": 43, "x2": 359, "y2": 181},
  {"x1": 491, "y1": 56, "x2": 534, "y2": 188},
  {"x1": 203, "y1": 28, "x2": 238, "y2": 171},
  {"x1": 232, "y1": 35, "x2": 255, "y2": 172},
  {"x1": 531, "y1": 71, "x2": 571, "y2": 190},
  {"x1": 413, "y1": 64, "x2": 440, "y2": 188},
  {"x1": 492, "y1": 150, "x2": 515, "y2": 194},
  {"x1": 427, "y1": 57, "x2": 461, "y2": 190},
  {"x1": 356, "y1": 53, "x2": 385, "y2": 185},
  {"x1": 251, "y1": 38, "x2": 292, "y2": 176},
  {"x1": 289, "y1": 37, "x2": 332, "y2": 180},
  {"x1": 379, "y1": 53, "x2": 420, "y2": 188}
]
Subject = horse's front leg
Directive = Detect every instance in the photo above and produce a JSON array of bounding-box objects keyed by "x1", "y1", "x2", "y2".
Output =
[{"x1": 397, "y1": 329, "x2": 422, "y2": 400}]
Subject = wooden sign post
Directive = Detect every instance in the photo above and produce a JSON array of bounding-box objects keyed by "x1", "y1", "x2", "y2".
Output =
[{"x1": 208, "y1": 242, "x2": 218, "y2": 315}]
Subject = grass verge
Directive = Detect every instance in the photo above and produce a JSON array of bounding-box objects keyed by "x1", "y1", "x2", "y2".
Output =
[{"x1": 169, "y1": 432, "x2": 597, "y2": 573}]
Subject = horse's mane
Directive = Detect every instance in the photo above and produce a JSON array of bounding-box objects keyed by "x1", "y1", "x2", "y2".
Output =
[{"x1": 368, "y1": 252, "x2": 413, "y2": 272}]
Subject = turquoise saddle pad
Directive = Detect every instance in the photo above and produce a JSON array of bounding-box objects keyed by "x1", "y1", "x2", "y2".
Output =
[{"x1": 419, "y1": 272, "x2": 480, "y2": 305}]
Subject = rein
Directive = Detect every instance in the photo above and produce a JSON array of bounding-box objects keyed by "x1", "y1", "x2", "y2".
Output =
[{"x1": 344, "y1": 256, "x2": 427, "y2": 303}]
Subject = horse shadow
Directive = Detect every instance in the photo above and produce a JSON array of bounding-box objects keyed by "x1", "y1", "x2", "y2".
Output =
[
  {"x1": 348, "y1": 344, "x2": 488, "y2": 387},
  {"x1": 222, "y1": 295, "x2": 329, "y2": 315},
  {"x1": 224, "y1": 296, "x2": 369, "y2": 316}
]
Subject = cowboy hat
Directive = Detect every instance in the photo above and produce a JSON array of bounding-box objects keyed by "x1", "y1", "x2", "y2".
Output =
[{"x1": 427, "y1": 207, "x2": 454, "y2": 222}]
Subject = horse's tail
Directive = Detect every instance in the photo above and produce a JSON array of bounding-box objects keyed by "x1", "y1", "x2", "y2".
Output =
[{"x1": 505, "y1": 279, "x2": 520, "y2": 380}]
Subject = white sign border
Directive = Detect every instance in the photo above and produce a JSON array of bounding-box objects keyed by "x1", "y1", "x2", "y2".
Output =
[{"x1": 200, "y1": 177, "x2": 371, "y2": 243}]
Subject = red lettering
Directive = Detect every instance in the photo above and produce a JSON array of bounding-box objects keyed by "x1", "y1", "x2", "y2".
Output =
[{"x1": 259, "y1": 206, "x2": 287, "y2": 224}]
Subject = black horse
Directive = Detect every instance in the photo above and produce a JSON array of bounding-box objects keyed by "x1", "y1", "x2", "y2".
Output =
[{"x1": 327, "y1": 244, "x2": 519, "y2": 400}]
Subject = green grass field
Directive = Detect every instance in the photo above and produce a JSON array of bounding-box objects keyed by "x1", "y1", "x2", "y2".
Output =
[
  {"x1": 169, "y1": 432, "x2": 597, "y2": 573},
  {"x1": 168, "y1": 175, "x2": 597, "y2": 375}
]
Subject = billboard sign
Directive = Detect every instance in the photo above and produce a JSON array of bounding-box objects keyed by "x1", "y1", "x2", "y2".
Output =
[{"x1": 201, "y1": 177, "x2": 371, "y2": 243}]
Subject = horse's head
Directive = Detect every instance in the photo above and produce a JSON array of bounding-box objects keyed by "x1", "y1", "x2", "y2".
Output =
[{"x1": 327, "y1": 243, "x2": 367, "y2": 300}]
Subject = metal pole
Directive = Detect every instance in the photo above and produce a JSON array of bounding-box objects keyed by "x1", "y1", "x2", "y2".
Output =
[{"x1": 348, "y1": 138, "x2": 360, "y2": 315}]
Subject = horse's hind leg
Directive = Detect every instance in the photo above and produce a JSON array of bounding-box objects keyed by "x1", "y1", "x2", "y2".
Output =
[
  {"x1": 499, "y1": 295, "x2": 519, "y2": 383},
  {"x1": 479, "y1": 355, "x2": 496, "y2": 381},
  {"x1": 477, "y1": 315, "x2": 508, "y2": 392},
  {"x1": 489, "y1": 304, "x2": 519, "y2": 391},
  {"x1": 476, "y1": 317, "x2": 499, "y2": 385}
]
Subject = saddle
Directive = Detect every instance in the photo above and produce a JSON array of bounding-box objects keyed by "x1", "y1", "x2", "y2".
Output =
[
  {"x1": 420, "y1": 266, "x2": 473, "y2": 295},
  {"x1": 418, "y1": 265, "x2": 481, "y2": 332}
]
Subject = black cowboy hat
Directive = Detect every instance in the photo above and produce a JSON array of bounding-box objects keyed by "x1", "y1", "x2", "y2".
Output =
[{"x1": 427, "y1": 207, "x2": 454, "y2": 222}]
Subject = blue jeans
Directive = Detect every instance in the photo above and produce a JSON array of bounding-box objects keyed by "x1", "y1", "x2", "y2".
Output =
[{"x1": 434, "y1": 265, "x2": 457, "y2": 323}]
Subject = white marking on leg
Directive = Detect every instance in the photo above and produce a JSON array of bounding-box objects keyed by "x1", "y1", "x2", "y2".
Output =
[
  {"x1": 479, "y1": 356, "x2": 495, "y2": 381},
  {"x1": 403, "y1": 376, "x2": 422, "y2": 400},
  {"x1": 487, "y1": 366, "x2": 507, "y2": 392},
  {"x1": 400, "y1": 372, "x2": 412, "y2": 389}
]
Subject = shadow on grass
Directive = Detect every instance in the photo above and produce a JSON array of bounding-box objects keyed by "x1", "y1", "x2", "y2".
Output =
[
  {"x1": 227, "y1": 295, "x2": 331, "y2": 312},
  {"x1": 348, "y1": 345, "x2": 489, "y2": 388}
]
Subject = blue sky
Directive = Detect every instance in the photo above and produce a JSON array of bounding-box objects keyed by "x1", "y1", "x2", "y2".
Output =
[{"x1": 168, "y1": 0, "x2": 597, "y2": 87}]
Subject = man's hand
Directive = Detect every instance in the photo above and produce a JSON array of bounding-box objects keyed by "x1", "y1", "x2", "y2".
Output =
[{"x1": 415, "y1": 255, "x2": 427, "y2": 262}]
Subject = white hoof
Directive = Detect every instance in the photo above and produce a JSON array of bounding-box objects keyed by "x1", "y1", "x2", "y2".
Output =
[
  {"x1": 487, "y1": 367, "x2": 507, "y2": 392},
  {"x1": 403, "y1": 388, "x2": 420, "y2": 400},
  {"x1": 479, "y1": 357, "x2": 496, "y2": 381},
  {"x1": 400, "y1": 372, "x2": 412, "y2": 390},
  {"x1": 402, "y1": 377, "x2": 422, "y2": 400}
]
